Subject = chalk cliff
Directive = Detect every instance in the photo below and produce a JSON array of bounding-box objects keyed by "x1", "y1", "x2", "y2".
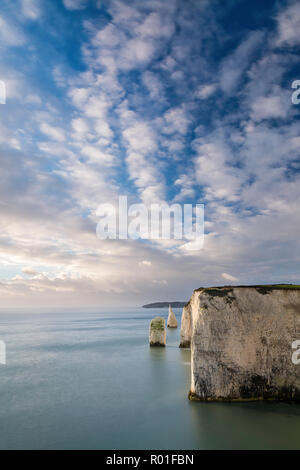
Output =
[
  {"x1": 149, "y1": 317, "x2": 166, "y2": 347},
  {"x1": 182, "y1": 286, "x2": 300, "y2": 402},
  {"x1": 167, "y1": 305, "x2": 178, "y2": 328},
  {"x1": 179, "y1": 303, "x2": 192, "y2": 347}
]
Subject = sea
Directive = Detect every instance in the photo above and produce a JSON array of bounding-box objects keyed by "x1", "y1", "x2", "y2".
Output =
[{"x1": 0, "y1": 307, "x2": 299, "y2": 450}]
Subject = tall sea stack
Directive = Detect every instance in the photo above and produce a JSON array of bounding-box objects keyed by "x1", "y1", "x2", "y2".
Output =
[{"x1": 167, "y1": 304, "x2": 178, "y2": 328}]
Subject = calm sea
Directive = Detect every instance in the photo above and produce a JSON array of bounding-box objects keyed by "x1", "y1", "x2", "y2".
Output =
[{"x1": 0, "y1": 308, "x2": 299, "y2": 450}]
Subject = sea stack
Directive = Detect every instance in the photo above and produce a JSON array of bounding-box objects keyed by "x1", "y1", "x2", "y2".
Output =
[
  {"x1": 167, "y1": 304, "x2": 178, "y2": 328},
  {"x1": 149, "y1": 317, "x2": 166, "y2": 347},
  {"x1": 186, "y1": 286, "x2": 300, "y2": 402}
]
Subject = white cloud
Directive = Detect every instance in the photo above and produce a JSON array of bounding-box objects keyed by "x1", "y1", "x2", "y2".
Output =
[
  {"x1": 40, "y1": 123, "x2": 65, "y2": 142},
  {"x1": 63, "y1": 0, "x2": 88, "y2": 10},
  {"x1": 195, "y1": 84, "x2": 216, "y2": 99},
  {"x1": 94, "y1": 120, "x2": 113, "y2": 139},
  {"x1": 222, "y1": 273, "x2": 238, "y2": 282},
  {"x1": 135, "y1": 12, "x2": 174, "y2": 39},
  {"x1": 0, "y1": 16, "x2": 25, "y2": 46},
  {"x1": 81, "y1": 145, "x2": 115, "y2": 166},
  {"x1": 123, "y1": 122, "x2": 157, "y2": 154},
  {"x1": 220, "y1": 31, "x2": 264, "y2": 93},
  {"x1": 108, "y1": 0, "x2": 142, "y2": 26},
  {"x1": 93, "y1": 23, "x2": 122, "y2": 47},
  {"x1": 194, "y1": 140, "x2": 242, "y2": 202},
  {"x1": 162, "y1": 107, "x2": 190, "y2": 136},
  {"x1": 275, "y1": 1, "x2": 300, "y2": 47},
  {"x1": 68, "y1": 88, "x2": 91, "y2": 108},
  {"x1": 139, "y1": 260, "x2": 152, "y2": 267},
  {"x1": 21, "y1": 0, "x2": 41, "y2": 20},
  {"x1": 122, "y1": 121, "x2": 165, "y2": 204},
  {"x1": 174, "y1": 174, "x2": 195, "y2": 201},
  {"x1": 22, "y1": 267, "x2": 38, "y2": 276},
  {"x1": 119, "y1": 39, "x2": 155, "y2": 70},
  {"x1": 250, "y1": 94, "x2": 289, "y2": 121},
  {"x1": 83, "y1": 95, "x2": 109, "y2": 119},
  {"x1": 142, "y1": 71, "x2": 165, "y2": 101},
  {"x1": 71, "y1": 117, "x2": 89, "y2": 135}
]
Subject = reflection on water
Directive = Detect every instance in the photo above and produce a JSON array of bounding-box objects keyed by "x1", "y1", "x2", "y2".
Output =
[{"x1": 0, "y1": 308, "x2": 299, "y2": 450}]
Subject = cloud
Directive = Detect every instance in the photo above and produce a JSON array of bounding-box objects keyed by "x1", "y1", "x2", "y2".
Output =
[
  {"x1": 21, "y1": 0, "x2": 41, "y2": 20},
  {"x1": 142, "y1": 71, "x2": 165, "y2": 101},
  {"x1": 250, "y1": 93, "x2": 290, "y2": 121},
  {"x1": 139, "y1": 260, "x2": 152, "y2": 267},
  {"x1": 81, "y1": 146, "x2": 115, "y2": 166},
  {"x1": 40, "y1": 123, "x2": 66, "y2": 142},
  {"x1": 275, "y1": 1, "x2": 300, "y2": 47},
  {"x1": 68, "y1": 87, "x2": 91, "y2": 108},
  {"x1": 62, "y1": 0, "x2": 88, "y2": 11},
  {"x1": 71, "y1": 117, "x2": 89, "y2": 136},
  {"x1": 152, "y1": 279, "x2": 167, "y2": 285},
  {"x1": 161, "y1": 107, "x2": 190, "y2": 136},
  {"x1": 123, "y1": 122, "x2": 157, "y2": 154},
  {"x1": 0, "y1": 15, "x2": 25, "y2": 46},
  {"x1": 222, "y1": 273, "x2": 238, "y2": 282},
  {"x1": 195, "y1": 84, "x2": 216, "y2": 99},
  {"x1": 220, "y1": 30, "x2": 264, "y2": 94},
  {"x1": 135, "y1": 12, "x2": 174, "y2": 39},
  {"x1": 22, "y1": 267, "x2": 38, "y2": 276},
  {"x1": 193, "y1": 140, "x2": 242, "y2": 202},
  {"x1": 119, "y1": 38, "x2": 156, "y2": 70},
  {"x1": 92, "y1": 23, "x2": 123, "y2": 48}
]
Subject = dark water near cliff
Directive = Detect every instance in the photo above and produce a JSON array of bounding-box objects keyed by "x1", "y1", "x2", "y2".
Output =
[{"x1": 0, "y1": 308, "x2": 299, "y2": 450}]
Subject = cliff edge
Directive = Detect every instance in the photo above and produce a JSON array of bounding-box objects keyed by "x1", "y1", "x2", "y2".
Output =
[{"x1": 182, "y1": 286, "x2": 300, "y2": 402}]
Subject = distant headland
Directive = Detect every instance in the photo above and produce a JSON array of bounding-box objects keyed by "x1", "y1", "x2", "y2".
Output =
[{"x1": 142, "y1": 301, "x2": 186, "y2": 309}]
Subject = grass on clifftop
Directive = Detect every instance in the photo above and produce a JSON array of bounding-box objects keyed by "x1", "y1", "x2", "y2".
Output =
[{"x1": 196, "y1": 284, "x2": 300, "y2": 291}]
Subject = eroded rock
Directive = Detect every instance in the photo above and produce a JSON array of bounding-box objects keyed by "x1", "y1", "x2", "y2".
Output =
[
  {"x1": 149, "y1": 317, "x2": 166, "y2": 347},
  {"x1": 167, "y1": 304, "x2": 178, "y2": 328}
]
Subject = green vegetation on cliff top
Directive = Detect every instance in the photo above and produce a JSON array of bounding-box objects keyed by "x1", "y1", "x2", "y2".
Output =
[{"x1": 195, "y1": 284, "x2": 300, "y2": 294}]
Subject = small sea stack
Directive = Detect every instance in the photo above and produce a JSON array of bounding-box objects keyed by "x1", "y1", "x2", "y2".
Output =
[
  {"x1": 149, "y1": 317, "x2": 166, "y2": 347},
  {"x1": 167, "y1": 304, "x2": 178, "y2": 328}
]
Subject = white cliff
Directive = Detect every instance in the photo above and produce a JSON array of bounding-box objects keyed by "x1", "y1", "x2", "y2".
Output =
[
  {"x1": 183, "y1": 286, "x2": 300, "y2": 402},
  {"x1": 149, "y1": 317, "x2": 166, "y2": 347},
  {"x1": 179, "y1": 303, "x2": 192, "y2": 347},
  {"x1": 167, "y1": 304, "x2": 178, "y2": 328}
]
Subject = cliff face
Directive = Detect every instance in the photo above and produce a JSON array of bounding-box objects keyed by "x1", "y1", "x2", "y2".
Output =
[
  {"x1": 183, "y1": 287, "x2": 300, "y2": 401},
  {"x1": 179, "y1": 303, "x2": 193, "y2": 347}
]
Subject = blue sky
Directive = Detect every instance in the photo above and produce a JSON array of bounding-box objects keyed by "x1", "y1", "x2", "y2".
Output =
[{"x1": 0, "y1": 0, "x2": 299, "y2": 307}]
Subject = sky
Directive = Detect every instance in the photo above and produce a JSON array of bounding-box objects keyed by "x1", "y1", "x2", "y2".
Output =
[{"x1": 0, "y1": 0, "x2": 299, "y2": 308}]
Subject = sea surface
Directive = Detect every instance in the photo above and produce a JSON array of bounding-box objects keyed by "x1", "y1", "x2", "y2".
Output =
[{"x1": 0, "y1": 308, "x2": 299, "y2": 450}]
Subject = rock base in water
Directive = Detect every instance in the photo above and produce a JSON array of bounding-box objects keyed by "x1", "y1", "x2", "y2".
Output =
[
  {"x1": 149, "y1": 317, "x2": 166, "y2": 347},
  {"x1": 179, "y1": 340, "x2": 191, "y2": 348}
]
